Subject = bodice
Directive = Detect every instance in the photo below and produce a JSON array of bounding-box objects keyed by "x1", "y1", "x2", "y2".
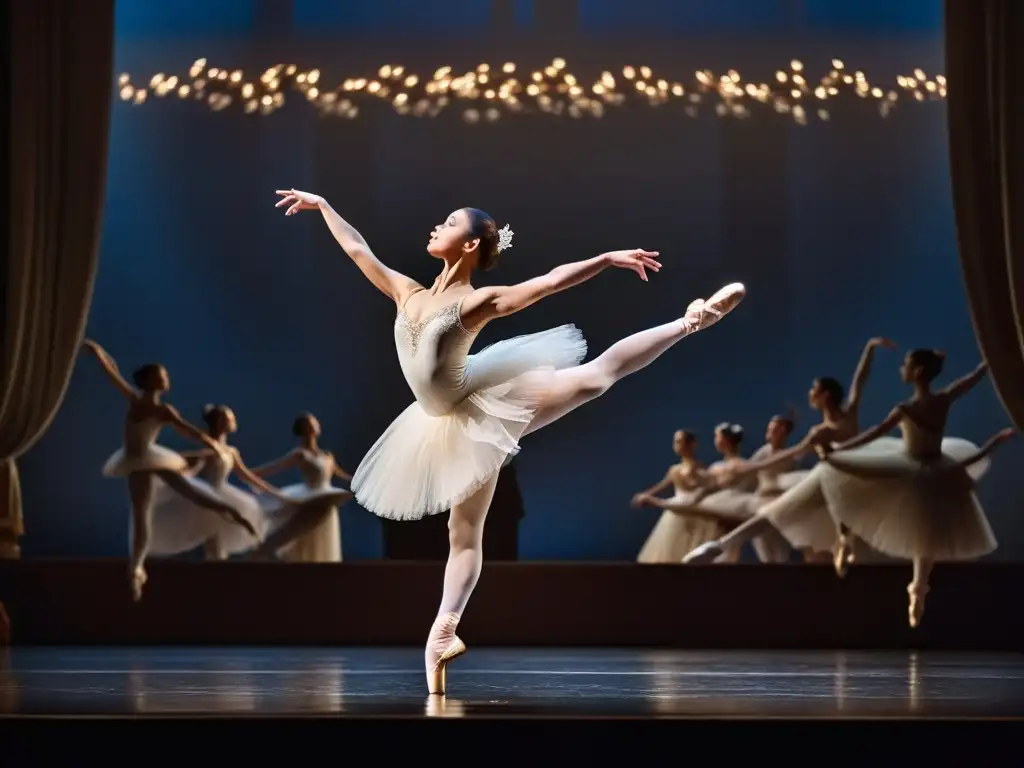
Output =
[
  {"x1": 123, "y1": 417, "x2": 163, "y2": 457},
  {"x1": 750, "y1": 444, "x2": 798, "y2": 493},
  {"x1": 297, "y1": 451, "x2": 333, "y2": 489},
  {"x1": 899, "y1": 416, "x2": 944, "y2": 459},
  {"x1": 394, "y1": 301, "x2": 479, "y2": 417},
  {"x1": 669, "y1": 463, "x2": 703, "y2": 494},
  {"x1": 197, "y1": 446, "x2": 235, "y2": 486}
]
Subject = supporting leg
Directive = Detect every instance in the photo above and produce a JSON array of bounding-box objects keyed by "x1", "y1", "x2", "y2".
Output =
[
  {"x1": 127, "y1": 472, "x2": 155, "y2": 601},
  {"x1": 908, "y1": 558, "x2": 934, "y2": 628},
  {"x1": 425, "y1": 473, "x2": 500, "y2": 695}
]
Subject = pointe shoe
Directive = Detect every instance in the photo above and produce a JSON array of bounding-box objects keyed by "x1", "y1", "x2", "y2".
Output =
[
  {"x1": 683, "y1": 540, "x2": 724, "y2": 564},
  {"x1": 908, "y1": 583, "x2": 929, "y2": 629},
  {"x1": 681, "y1": 283, "x2": 746, "y2": 335},
  {"x1": 130, "y1": 567, "x2": 147, "y2": 602},
  {"x1": 833, "y1": 536, "x2": 854, "y2": 578},
  {"x1": 427, "y1": 636, "x2": 467, "y2": 695}
]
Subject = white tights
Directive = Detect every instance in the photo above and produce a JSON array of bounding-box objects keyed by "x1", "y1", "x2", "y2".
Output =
[{"x1": 426, "y1": 317, "x2": 693, "y2": 667}]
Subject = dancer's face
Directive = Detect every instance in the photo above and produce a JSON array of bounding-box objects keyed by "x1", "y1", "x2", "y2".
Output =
[
  {"x1": 713, "y1": 429, "x2": 729, "y2": 454},
  {"x1": 807, "y1": 380, "x2": 826, "y2": 410},
  {"x1": 304, "y1": 415, "x2": 322, "y2": 437},
  {"x1": 427, "y1": 209, "x2": 479, "y2": 261},
  {"x1": 900, "y1": 353, "x2": 919, "y2": 384},
  {"x1": 672, "y1": 430, "x2": 694, "y2": 457},
  {"x1": 765, "y1": 417, "x2": 791, "y2": 446},
  {"x1": 148, "y1": 366, "x2": 170, "y2": 393}
]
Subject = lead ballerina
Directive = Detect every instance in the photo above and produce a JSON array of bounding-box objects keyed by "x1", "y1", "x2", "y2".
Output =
[{"x1": 275, "y1": 189, "x2": 746, "y2": 695}]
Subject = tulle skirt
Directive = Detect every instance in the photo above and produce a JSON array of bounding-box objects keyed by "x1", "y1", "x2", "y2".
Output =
[
  {"x1": 258, "y1": 482, "x2": 351, "y2": 561},
  {"x1": 352, "y1": 325, "x2": 588, "y2": 520},
  {"x1": 103, "y1": 445, "x2": 187, "y2": 477},
  {"x1": 818, "y1": 436, "x2": 997, "y2": 561},
  {"x1": 638, "y1": 490, "x2": 713, "y2": 563},
  {"x1": 744, "y1": 473, "x2": 808, "y2": 563},
  {"x1": 756, "y1": 465, "x2": 838, "y2": 553},
  {"x1": 145, "y1": 477, "x2": 266, "y2": 557}
]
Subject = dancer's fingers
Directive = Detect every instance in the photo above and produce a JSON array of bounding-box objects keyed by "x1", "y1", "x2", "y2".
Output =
[
  {"x1": 286, "y1": 201, "x2": 303, "y2": 215},
  {"x1": 275, "y1": 189, "x2": 293, "y2": 197},
  {"x1": 275, "y1": 196, "x2": 294, "y2": 208}
]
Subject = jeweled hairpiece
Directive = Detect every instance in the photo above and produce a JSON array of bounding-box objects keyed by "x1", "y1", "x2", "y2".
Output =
[{"x1": 497, "y1": 224, "x2": 514, "y2": 252}]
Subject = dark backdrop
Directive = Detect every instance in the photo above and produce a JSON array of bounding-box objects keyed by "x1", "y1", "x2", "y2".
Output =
[{"x1": 19, "y1": 0, "x2": 1024, "y2": 560}]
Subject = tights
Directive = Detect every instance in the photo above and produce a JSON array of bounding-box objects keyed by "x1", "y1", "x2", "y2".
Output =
[{"x1": 426, "y1": 317, "x2": 694, "y2": 668}]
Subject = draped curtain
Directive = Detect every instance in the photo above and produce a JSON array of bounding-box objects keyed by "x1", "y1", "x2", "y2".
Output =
[
  {"x1": 0, "y1": 0, "x2": 115, "y2": 557},
  {"x1": 944, "y1": 0, "x2": 1024, "y2": 429}
]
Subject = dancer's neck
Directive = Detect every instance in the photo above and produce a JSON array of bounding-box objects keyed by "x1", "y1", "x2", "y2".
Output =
[
  {"x1": 433, "y1": 257, "x2": 474, "y2": 294},
  {"x1": 821, "y1": 403, "x2": 844, "y2": 423},
  {"x1": 301, "y1": 436, "x2": 320, "y2": 453}
]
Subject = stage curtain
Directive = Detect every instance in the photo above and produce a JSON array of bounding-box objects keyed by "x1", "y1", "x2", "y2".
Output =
[
  {"x1": 944, "y1": 0, "x2": 1024, "y2": 429},
  {"x1": 0, "y1": 0, "x2": 114, "y2": 557}
]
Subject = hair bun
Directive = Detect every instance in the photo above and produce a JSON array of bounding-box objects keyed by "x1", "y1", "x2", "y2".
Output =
[{"x1": 202, "y1": 403, "x2": 215, "y2": 415}]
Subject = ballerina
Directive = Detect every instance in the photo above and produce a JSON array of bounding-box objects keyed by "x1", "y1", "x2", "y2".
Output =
[
  {"x1": 632, "y1": 430, "x2": 713, "y2": 563},
  {"x1": 247, "y1": 411, "x2": 355, "y2": 562},
  {"x1": 82, "y1": 340, "x2": 257, "y2": 600},
  {"x1": 682, "y1": 336, "x2": 897, "y2": 565},
  {"x1": 815, "y1": 350, "x2": 1014, "y2": 627},
  {"x1": 638, "y1": 414, "x2": 803, "y2": 563},
  {"x1": 275, "y1": 189, "x2": 745, "y2": 694},
  {"x1": 147, "y1": 405, "x2": 342, "y2": 561}
]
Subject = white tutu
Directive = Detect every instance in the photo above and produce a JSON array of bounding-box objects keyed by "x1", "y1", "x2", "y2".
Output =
[
  {"x1": 638, "y1": 490, "x2": 713, "y2": 563},
  {"x1": 261, "y1": 482, "x2": 351, "y2": 562},
  {"x1": 102, "y1": 444, "x2": 187, "y2": 476},
  {"x1": 745, "y1": 481, "x2": 806, "y2": 563},
  {"x1": 818, "y1": 436, "x2": 996, "y2": 561},
  {"x1": 146, "y1": 476, "x2": 266, "y2": 557},
  {"x1": 755, "y1": 464, "x2": 838, "y2": 553},
  {"x1": 352, "y1": 325, "x2": 587, "y2": 520}
]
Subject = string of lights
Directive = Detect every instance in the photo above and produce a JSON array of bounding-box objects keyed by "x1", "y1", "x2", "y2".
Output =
[{"x1": 116, "y1": 57, "x2": 946, "y2": 124}]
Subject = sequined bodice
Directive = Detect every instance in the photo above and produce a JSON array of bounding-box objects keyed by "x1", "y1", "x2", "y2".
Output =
[
  {"x1": 123, "y1": 418, "x2": 163, "y2": 457},
  {"x1": 900, "y1": 416, "x2": 944, "y2": 459},
  {"x1": 197, "y1": 447, "x2": 235, "y2": 486},
  {"x1": 394, "y1": 301, "x2": 479, "y2": 417},
  {"x1": 298, "y1": 452, "x2": 333, "y2": 489},
  {"x1": 750, "y1": 444, "x2": 798, "y2": 493}
]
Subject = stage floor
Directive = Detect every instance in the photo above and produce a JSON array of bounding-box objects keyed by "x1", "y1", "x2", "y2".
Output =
[{"x1": 2, "y1": 646, "x2": 1022, "y2": 719}]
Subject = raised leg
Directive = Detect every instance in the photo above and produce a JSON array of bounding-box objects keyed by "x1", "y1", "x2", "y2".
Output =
[
  {"x1": 683, "y1": 515, "x2": 776, "y2": 563},
  {"x1": 127, "y1": 472, "x2": 154, "y2": 601},
  {"x1": 908, "y1": 557, "x2": 933, "y2": 628},
  {"x1": 524, "y1": 283, "x2": 745, "y2": 437},
  {"x1": 249, "y1": 496, "x2": 349, "y2": 559},
  {"x1": 425, "y1": 472, "x2": 500, "y2": 694},
  {"x1": 154, "y1": 470, "x2": 256, "y2": 538}
]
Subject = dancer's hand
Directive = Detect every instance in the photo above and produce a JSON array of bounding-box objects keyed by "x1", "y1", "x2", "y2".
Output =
[
  {"x1": 630, "y1": 493, "x2": 647, "y2": 508},
  {"x1": 995, "y1": 427, "x2": 1015, "y2": 444},
  {"x1": 605, "y1": 249, "x2": 661, "y2": 282},
  {"x1": 868, "y1": 337, "x2": 897, "y2": 349},
  {"x1": 275, "y1": 189, "x2": 323, "y2": 215}
]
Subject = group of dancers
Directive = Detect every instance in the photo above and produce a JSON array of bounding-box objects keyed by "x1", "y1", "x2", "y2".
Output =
[
  {"x1": 84, "y1": 186, "x2": 1013, "y2": 697},
  {"x1": 82, "y1": 339, "x2": 355, "y2": 601},
  {"x1": 632, "y1": 337, "x2": 1014, "y2": 628}
]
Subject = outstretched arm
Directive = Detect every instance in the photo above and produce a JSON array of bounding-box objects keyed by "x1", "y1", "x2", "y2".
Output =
[
  {"x1": 275, "y1": 189, "x2": 422, "y2": 306},
  {"x1": 830, "y1": 407, "x2": 902, "y2": 452},
  {"x1": 248, "y1": 450, "x2": 301, "y2": 479},
  {"x1": 333, "y1": 464, "x2": 353, "y2": 482},
  {"x1": 81, "y1": 339, "x2": 136, "y2": 399},
  {"x1": 846, "y1": 337, "x2": 897, "y2": 412},
  {"x1": 939, "y1": 361, "x2": 988, "y2": 402},
  {"x1": 231, "y1": 450, "x2": 293, "y2": 502},
  {"x1": 630, "y1": 470, "x2": 673, "y2": 507},
  {"x1": 718, "y1": 427, "x2": 828, "y2": 482},
  {"x1": 461, "y1": 249, "x2": 660, "y2": 329},
  {"x1": 641, "y1": 494, "x2": 749, "y2": 524},
  {"x1": 159, "y1": 405, "x2": 224, "y2": 452}
]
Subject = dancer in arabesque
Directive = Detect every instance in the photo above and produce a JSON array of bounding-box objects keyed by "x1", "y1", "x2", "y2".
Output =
[
  {"x1": 275, "y1": 188, "x2": 745, "y2": 694},
  {"x1": 815, "y1": 349, "x2": 1013, "y2": 627}
]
